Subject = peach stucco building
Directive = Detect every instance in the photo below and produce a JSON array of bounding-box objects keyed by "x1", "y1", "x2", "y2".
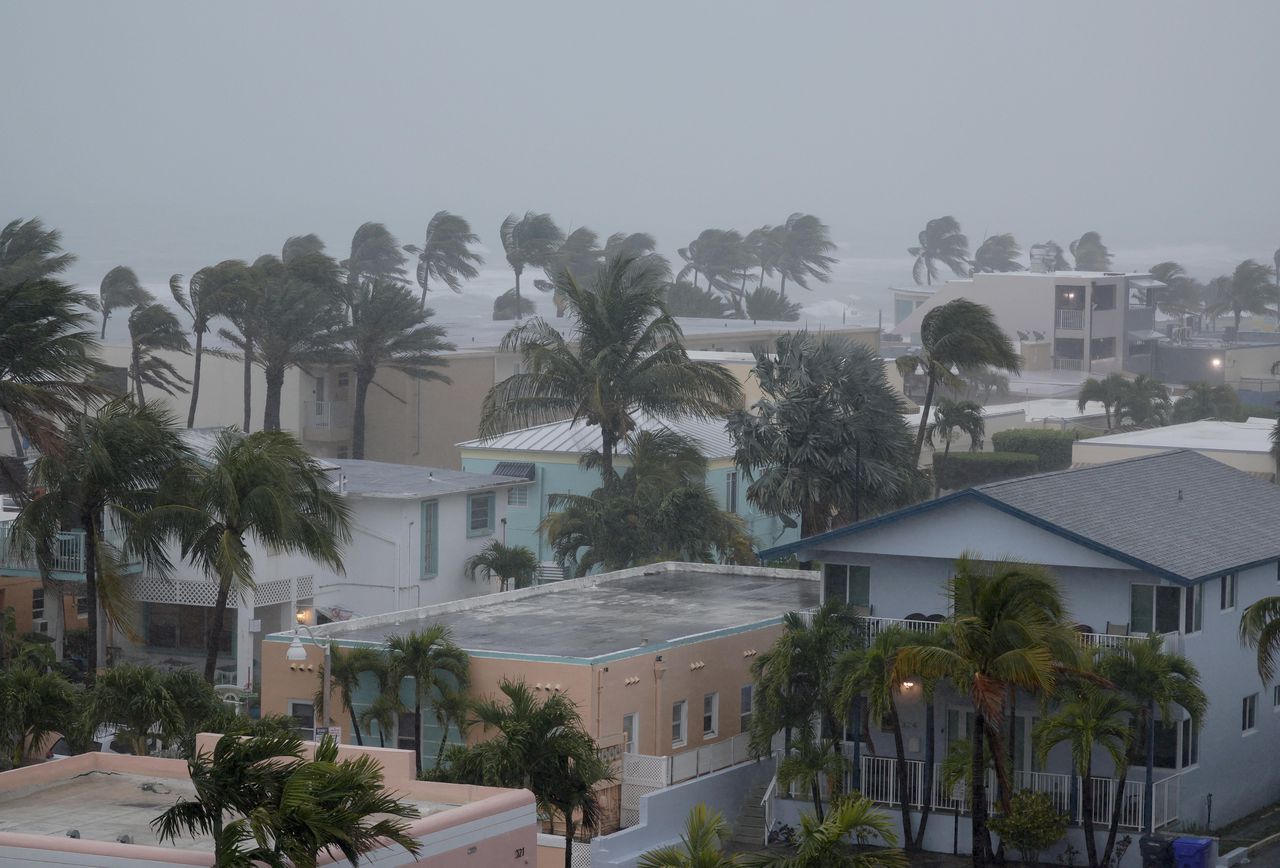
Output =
[
  {"x1": 0, "y1": 734, "x2": 537, "y2": 867},
  {"x1": 259, "y1": 562, "x2": 819, "y2": 771}
]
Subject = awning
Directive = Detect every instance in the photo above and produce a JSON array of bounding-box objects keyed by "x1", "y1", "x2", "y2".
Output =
[
  {"x1": 492, "y1": 461, "x2": 536, "y2": 481},
  {"x1": 1127, "y1": 330, "x2": 1165, "y2": 341},
  {"x1": 1128, "y1": 278, "x2": 1167, "y2": 290}
]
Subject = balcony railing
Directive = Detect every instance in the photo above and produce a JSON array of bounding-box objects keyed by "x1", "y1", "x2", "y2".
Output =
[
  {"x1": 304, "y1": 400, "x2": 352, "y2": 432},
  {"x1": 1055, "y1": 308, "x2": 1085, "y2": 330},
  {"x1": 0, "y1": 520, "x2": 136, "y2": 578}
]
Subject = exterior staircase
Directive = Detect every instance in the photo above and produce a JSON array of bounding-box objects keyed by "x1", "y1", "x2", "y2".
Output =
[{"x1": 727, "y1": 777, "x2": 771, "y2": 849}]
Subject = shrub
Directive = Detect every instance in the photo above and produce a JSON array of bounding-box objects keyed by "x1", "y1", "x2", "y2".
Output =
[
  {"x1": 989, "y1": 790, "x2": 1067, "y2": 865},
  {"x1": 933, "y1": 451, "x2": 1038, "y2": 491},
  {"x1": 991, "y1": 429, "x2": 1075, "y2": 472}
]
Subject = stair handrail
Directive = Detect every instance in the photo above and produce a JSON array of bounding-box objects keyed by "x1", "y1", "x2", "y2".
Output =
[{"x1": 760, "y1": 773, "x2": 778, "y2": 847}]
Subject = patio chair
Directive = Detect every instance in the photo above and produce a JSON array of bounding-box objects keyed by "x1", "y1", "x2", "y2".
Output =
[{"x1": 1105, "y1": 621, "x2": 1130, "y2": 637}]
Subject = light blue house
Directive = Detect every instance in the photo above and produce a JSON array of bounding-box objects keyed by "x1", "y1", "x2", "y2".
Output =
[{"x1": 458, "y1": 411, "x2": 798, "y2": 567}]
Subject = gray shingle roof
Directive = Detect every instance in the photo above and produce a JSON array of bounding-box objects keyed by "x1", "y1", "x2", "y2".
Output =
[{"x1": 975, "y1": 450, "x2": 1280, "y2": 581}]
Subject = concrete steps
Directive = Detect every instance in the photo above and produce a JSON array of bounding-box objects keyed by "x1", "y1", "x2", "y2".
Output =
[{"x1": 727, "y1": 778, "x2": 772, "y2": 848}]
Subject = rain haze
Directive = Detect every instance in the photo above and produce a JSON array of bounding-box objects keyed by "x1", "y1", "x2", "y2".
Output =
[{"x1": 3, "y1": 0, "x2": 1280, "y2": 323}]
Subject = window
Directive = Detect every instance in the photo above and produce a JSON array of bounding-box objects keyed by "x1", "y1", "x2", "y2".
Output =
[
  {"x1": 671, "y1": 700, "x2": 688, "y2": 747},
  {"x1": 290, "y1": 701, "x2": 316, "y2": 741},
  {"x1": 1221, "y1": 573, "x2": 1237, "y2": 610},
  {"x1": 507, "y1": 486, "x2": 528, "y2": 508},
  {"x1": 703, "y1": 693, "x2": 719, "y2": 737},
  {"x1": 622, "y1": 713, "x2": 638, "y2": 754},
  {"x1": 725, "y1": 472, "x2": 739, "y2": 514},
  {"x1": 1055, "y1": 285, "x2": 1086, "y2": 310},
  {"x1": 1153, "y1": 720, "x2": 1178, "y2": 769},
  {"x1": 397, "y1": 712, "x2": 416, "y2": 752},
  {"x1": 144, "y1": 603, "x2": 231, "y2": 652},
  {"x1": 1243, "y1": 694, "x2": 1258, "y2": 732},
  {"x1": 421, "y1": 500, "x2": 438, "y2": 578},
  {"x1": 1128, "y1": 341, "x2": 1153, "y2": 357},
  {"x1": 1090, "y1": 337, "x2": 1116, "y2": 360},
  {"x1": 314, "y1": 376, "x2": 326, "y2": 403},
  {"x1": 740, "y1": 685, "x2": 753, "y2": 732},
  {"x1": 1184, "y1": 584, "x2": 1203, "y2": 634},
  {"x1": 467, "y1": 493, "x2": 495, "y2": 537},
  {"x1": 823, "y1": 564, "x2": 870, "y2": 609},
  {"x1": 1130, "y1": 584, "x2": 1180, "y2": 635},
  {"x1": 1054, "y1": 337, "x2": 1084, "y2": 360},
  {"x1": 31, "y1": 589, "x2": 44, "y2": 621},
  {"x1": 76, "y1": 596, "x2": 87, "y2": 617},
  {"x1": 1180, "y1": 718, "x2": 1199, "y2": 767},
  {"x1": 1092, "y1": 284, "x2": 1116, "y2": 311}
]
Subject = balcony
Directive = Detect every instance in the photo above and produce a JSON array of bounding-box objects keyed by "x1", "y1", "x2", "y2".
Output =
[
  {"x1": 0, "y1": 520, "x2": 138, "y2": 581},
  {"x1": 1055, "y1": 308, "x2": 1085, "y2": 330},
  {"x1": 302, "y1": 400, "x2": 353, "y2": 443}
]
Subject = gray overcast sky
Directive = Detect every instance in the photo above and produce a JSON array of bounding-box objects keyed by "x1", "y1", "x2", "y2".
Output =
[{"x1": 3, "y1": 0, "x2": 1278, "y2": 287}]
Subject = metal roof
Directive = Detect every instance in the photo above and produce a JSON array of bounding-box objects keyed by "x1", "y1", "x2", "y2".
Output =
[
  {"x1": 762, "y1": 450, "x2": 1280, "y2": 584},
  {"x1": 458, "y1": 410, "x2": 737, "y2": 459},
  {"x1": 329, "y1": 459, "x2": 529, "y2": 499}
]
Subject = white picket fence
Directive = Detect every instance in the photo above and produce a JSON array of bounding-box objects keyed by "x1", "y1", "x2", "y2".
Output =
[{"x1": 620, "y1": 732, "x2": 757, "y2": 827}]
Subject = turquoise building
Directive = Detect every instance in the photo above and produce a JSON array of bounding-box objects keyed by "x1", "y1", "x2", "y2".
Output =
[{"x1": 458, "y1": 411, "x2": 798, "y2": 569}]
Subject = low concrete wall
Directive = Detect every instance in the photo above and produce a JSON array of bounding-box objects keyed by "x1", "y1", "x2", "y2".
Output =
[{"x1": 591, "y1": 760, "x2": 774, "y2": 867}]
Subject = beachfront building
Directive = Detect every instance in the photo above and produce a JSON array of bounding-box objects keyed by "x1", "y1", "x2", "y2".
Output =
[
  {"x1": 1072, "y1": 416, "x2": 1278, "y2": 479},
  {"x1": 759, "y1": 449, "x2": 1280, "y2": 844},
  {"x1": 0, "y1": 735, "x2": 538, "y2": 867},
  {"x1": 458, "y1": 412, "x2": 800, "y2": 564}
]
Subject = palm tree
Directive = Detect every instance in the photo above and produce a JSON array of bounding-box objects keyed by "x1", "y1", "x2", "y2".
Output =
[
  {"x1": 96, "y1": 265, "x2": 149, "y2": 339},
  {"x1": 479, "y1": 254, "x2": 743, "y2": 483},
  {"x1": 329, "y1": 279, "x2": 455, "y2": 459},
  {"x1": 1032, "y1": 241, "x2": 1071, "y2": 271},
  {"x1": 925, "y1": 398, "x2": 985, "y2": 458},
  {"x1": 463, "y1": 540, "x2": 538, "y2": 591},
  {"x1": 1069, "y1": 231, "x2": 1113, "y2": 271},
  {"x1": 360, "y1": 688, "x2": 399, "y2": 749},
  {"x1": 544, "y1": 227, "x2": 604, "y2": 316},
  {"x1": 773, "y1": 213, "x2": 837, "y2": 299},
  {"x1": 14, "y1": 399, "x2": 189, "y2": 673},
  {"x1": 168, "y1": 428, "x2": 351, "y2": 683},
  {"x1": 317, "y1": 646, "x2": 387, "y2": 747},
  {"x1": 777, "y1": 735, "x2": 847, "y2": 823},
  {"x1": 454, "y1": 679, "x2": 612, "y2": 868},
  {"x1": 1034, "y1": 682, "x2": 1134, "y2": 868},
  {"x1": 493, "y1": 287, "x2": 537, "y2": 320},
  {"x1": 170, "y1": 260, "x2": 248, "y2": 427},
  {"x1": 1150, "y1": 262, "x2": 1204, "y2": 319},
  {"x1": 894, "y1": 556, "x2": 1066, "y2": 868},
  {"x1": 1220, "y1": 259, "x2": 1279, "y2": 333},
  {"x1": 604, "y1": 231, "x2": 659, "y2": 261},
  {"x1": 1098, "y1": 635, "x2": 1206, "y2": 835},
  {"x1": 405, "y1": 210, "x2": 484, "y2": 306},
  {"x1": 386, "y1": 625, "x2": 470, "y2": 772},
  {"x1": 1116, "y1": 374, "x2": 1171, "y2": 427},
  {"x1": 500, "y1": 212, "x2": 564, "y2": 321},
  {"x1": 744, "y1": 286, "x2": 801, "y2": 322},
  {"x1": 0, "y1": 664, "x2": 75, "y2": 767},
  {"x1": 81, "y1": 663, "x2": 183, "y2": 755},
  {"x1": 0, "y1": 217, "x2": 75, "y2": 286},
  {"x1": 1077, "y1": 373, "x2": 1130, "y2": 429},
  {"x1": 740, "y1": 795, "x2": 908, "y2": 868},
  {"x1": 665, "y1": 280, "x2": 735, "y2": 319},
  {"x1": 344, "y1": 221, "x2": 409, "y2": 287},
  {"x1": 971, "y1": 234, "x2": 1024, "y2": 273},
  {"x1": 1241, "y1": 593, "x2": 1280, "y2": 685},
  {"x1": 1171, "y1": 381, "x2": 1239, "y2": 423},
  {"x1": 745, "y1": 225, "x2": 781, "y2": 292},
  {"x1": 216, "y1": 262, "x2": 263, "y2": 432},
  {"x1": 895, "y1": 299, "x2": 1020, "y2": 465},
  {"x1": 731, "y1": 333, "x2": 919, "y2": 537},
  {"x1": 678, "y1": 229, "x2": 753, "y2": 312},
  {"x1": 908, "y1": 217, "x2": 969, "y2": 286},
  {"x1": 638, "y1": 803, "x2": 741, "y2": 868},
  {"x1": 127, "y1": 298, "x2": 191, "y2": 403}
]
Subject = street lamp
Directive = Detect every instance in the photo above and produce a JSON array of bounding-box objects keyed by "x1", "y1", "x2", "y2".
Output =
[{"x1": 286, "y1": 624, "x2": 331, "y2": 739}]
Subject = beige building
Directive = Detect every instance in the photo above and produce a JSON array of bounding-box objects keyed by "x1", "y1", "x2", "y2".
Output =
[{"x1": 1071, "y1": 417, "x2": 1277, "y2": 479}]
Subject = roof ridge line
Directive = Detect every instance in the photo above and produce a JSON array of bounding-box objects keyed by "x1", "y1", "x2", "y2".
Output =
[{"x1": 978, "y1": 448, "x2": 1192, "y2": 490}]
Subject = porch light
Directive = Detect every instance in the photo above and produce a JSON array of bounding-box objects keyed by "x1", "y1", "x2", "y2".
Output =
[
  {"x1": 901, "y1": 680, "x2": 916, "y2": 689},
  {"x1": 1210, "y1": 357, "x2": 1223, "y2": 368}
]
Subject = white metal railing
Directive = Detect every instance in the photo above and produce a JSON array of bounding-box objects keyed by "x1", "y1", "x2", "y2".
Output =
[
  {"x1": 304, "y1": 400, "x2": 352, "y2": 431},
  {"x1": 0, "y1": 520, "x2": 131, "y2": 575},
  {"x1": 1056, "y1": 308, "x2": 1085, "y2": 330},
  {"x1": 1053, "y1": 357, "x2": 1084, "y2": 371},
  {"x1": 761, "y1": 764, "x2": 779, "y2": 846},
  {"x1": 866, "y1": 616, "x2": 940, "y2": 639},
  {"x1": 670, "y1": 731, "x2": 753, "y2": 783}
]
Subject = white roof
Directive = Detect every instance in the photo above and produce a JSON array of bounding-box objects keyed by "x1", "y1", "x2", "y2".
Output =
[
  {"x1": 328, "y1": 459, "x2": 528, "y2": 499},
  {"x1": 984, "y1": 398, "x2": 1110, "y2": 422},
  {"x1": 458, "y1": 410, "x2": 736, "y2": 459},
  {"x1": 902, "y1": 402, "x2": 1025, "y2": 428},
  {"x1": 1077, "y1": 418, "x2": 1275, "y2": 454}
]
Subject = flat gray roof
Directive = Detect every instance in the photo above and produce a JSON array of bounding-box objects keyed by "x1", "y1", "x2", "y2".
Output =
[
  {"x1": 283, "y1": 564, "x2": 818, "y2": 663},
  {"x1": 329, "y1": 459, "x2": 529, "y2": 499}
]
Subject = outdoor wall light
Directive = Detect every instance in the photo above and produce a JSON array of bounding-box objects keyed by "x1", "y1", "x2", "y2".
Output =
[
  {"x1": 1211, "y1": 357, "x2": 1223, "y2": 368},
  {"x1": 901, "y1": 680, "x2": 916, "y2": 689}
]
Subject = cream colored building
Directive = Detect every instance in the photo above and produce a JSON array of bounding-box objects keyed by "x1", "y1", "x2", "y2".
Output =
[{"x1": 1071, "y1": 417, "x2": 1277, "y2": 479}]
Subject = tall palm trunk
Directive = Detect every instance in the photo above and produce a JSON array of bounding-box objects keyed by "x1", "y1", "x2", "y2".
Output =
[
  {"x1": 513, "y1": 266, "x2": 524, "y2": 322},
  {"x1": 970, "y1": 709, "x2": 991, "y2": 868},
  {"x1": 913, "y1": 371, "x2": 938, "y2": 465},
  {"x1": 187, "y1": 329, "x2": 204, "y2": 427},
  {"x1": 419, "y1": 273, "x2": 429, "y2": 310},
  {"x1": 263, "y1": 364, "x2": 286, "y2": 432},
  {"x1": 779, "y1": 273, "x2": 788, "y2": 300},
  {"x1": 811, "y1": 776, "x2": 824, "y2": 822},
  {"x1": 913, "y1": 695, "x2": 935, "y2": 849},
  {"x1": 1101, "y1": 759, "x2": 1129, "y2": 867},
  {"x1": 435, "y1": 726, "x2": 450, "y2": 768},
  {"x1": 100, "y1": 311, "x2": 109, "y2": 340},
  {"x1": 43, "y1": 574, "x2": 66, "y2": 661},
  {"x1": 563, "y1": 817, "x2": 576, "y2": 868},
  {"x1": 413, "y1": 694, "x2": 424, "y2": 773},
  {"x1": 131, "y1": 343, "x2": 145, "y2": 403},
  {"x1": 203, "y1": 566, "x2": 234, "y2": 684},
  {"x1": 81, "y1": 509, "x2": 100, "y2": 676},
  {"x1": 348, "y1": 704, "x2": 364, "y2": 746},
  {"x1": 887, "y1": 694, "x2": 915, "y2": 846},
  {"x1": 1081, "y1": 765, "x2": 1100, "y2": 868},
  {"x1": 351, "y1": 365, "x2": 374, "y2": 460},
  {"x1": 599, "y1": 427, "x2": 617, "y2": 490},
  {"x1": 241, "y1": 327, "x2": 254, "y2": 433},
  {"x1": 1143, "y1": 699, "x2": 1156, "y2": 833}
]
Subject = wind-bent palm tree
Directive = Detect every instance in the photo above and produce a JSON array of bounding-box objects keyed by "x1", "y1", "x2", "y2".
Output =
[
  {"x1": 925, "y1": 398, "x2": 985, "y2": 458},
  {"x1": 604, "y1": 231, "x2": 659, "y2": 261},
  {"x1": 1098, "y1": 635, "x2": 1205, "y2": 836},
  {"x1": 405, "y1": 211, "x2": 484, "y2": 306},
  {"x1": 215, "y1": 262, "x2": 264, "y2": 433},
  {"x1": 745, "y1": 225, "x2": 781, "y2": 292},
  {"x1": 317, "y1": 646, "x2": 387, "y2": 747},
  {"x1": 1219, "y1": 259, "x2": 1278, "y2": 333},
  {"x1": 1116, "y1": 374, "x2": 1171, "y2": 427},
  {"x1": 744, "y1": 286, "x2": 801, "y2": 322},
  {"x1": 896, "y1": 299, "x2": 1020, "y2": 465},
  {"x1": 665, "y1": 281, "x2": 735, "y2": 319},
  {"x1": 453, "y1": 679, "x2": 612, "y2": 868},
  {"x1": 331, "y1": 280, "x2": 455, "y2": 459},
  {"x1": 14, "y1": 399, "x2": 188, "y2": 673},
  {"x1": 170, "y1": 260, "x2": 248, "y2": 427},
  {"x1": 1242, "y1": 592, "x2": 1280, "y2": 685},
  {"x1": 0, "y1": 217, "x2": 75, "y2": 286},
  {"x1": 81, "y1": 663, "x2": 183, "y2": 755},
  {"x1": 909, "y1": 217, "x2": 969, "y2": 285},
  {"x1": 972, "y1": 234, "x2": 1024, "y2": 273},
  {"x1": 638, "y1": 803, "x2": 741, "y2": 868},
  {"x1": 386, "y1": 626, "x2": 470, "y2": 772},
  {"x1": 463, "y1": 540, "x2": 538, "y2": 592},
  {"x1": 895, "y1": 557, "x2": 1067, "y2": 868},
  {"x1": 545, "y1": 227, "x2": 604, "y2": 316},
  {"x1": 479, "y1": 254, "x2": 742, "y2": 483},
  {"x1": 1172, "y1": 381, "x2": 1240, "y2": 424},
  {"x1": 168, "y1": 429, "x2": 350, "y2": 683},
  {"x1": 1077, "y1": 372, "x2": 1130, "y2": 429},
  {"x1": 773, "y1": 213, "x2": 837, "y2": 299},
  {"x1": 740, "y1": 795, "x2": 908, "y2": 868},
  {"x1": 96, "y1": 265, "x2": 149, "y2": 339},
  {"x1": 493, "y1": 287, "x2": 537, "y2": 320},
  {"x1": 1032, "y1": 241, "x2": 1071, "y2": 271},
  {"x1": 678, "y1": 229, "x2": 753, "y2": 312},
  {"x1": 1069, "y1": 231, "x2": 1113, "y2": 271},
  {"x1": 127, "y1": 298, "x2": 191, "y2": 403},
  {"x1": 344, "y1": 221, "x2": 409, "y2": 287},
  {"x1": 500, "y1": 212, "x2": 563, "y2": 320}
]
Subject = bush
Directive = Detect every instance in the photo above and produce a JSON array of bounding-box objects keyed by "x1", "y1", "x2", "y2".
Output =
[
  {"x1": 933, "y1": 451, "x2": 1038, "y2": 491},
  {"x1": 990, "y1": 790, "x2": 1067, "y2": 865},
  {"x1": 991, "y1": 429, "x2": 1075, "y2": 472},
  {"x1": 1240, "y1": 403, "x2": 1279, "y2": 420}
]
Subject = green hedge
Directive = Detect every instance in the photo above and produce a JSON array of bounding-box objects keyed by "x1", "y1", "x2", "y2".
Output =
[
  {"x1": 990, "y1": 429, "x2": 1075, "y2": 472},
  {"x1": 934, "y1": 451, "x2": 1039, "y2": 490}
]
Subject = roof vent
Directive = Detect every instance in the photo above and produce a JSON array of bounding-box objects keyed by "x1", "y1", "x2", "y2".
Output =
[
  {"x1": 66, "y1": 830, "x2": 79, "y2": 839},
  {"x1": 1177, "y1": 489, "x2": 1184, "y2": 501},
  {"x1": 117, "y1": 834, "x2": 133, "y2": 844}
]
